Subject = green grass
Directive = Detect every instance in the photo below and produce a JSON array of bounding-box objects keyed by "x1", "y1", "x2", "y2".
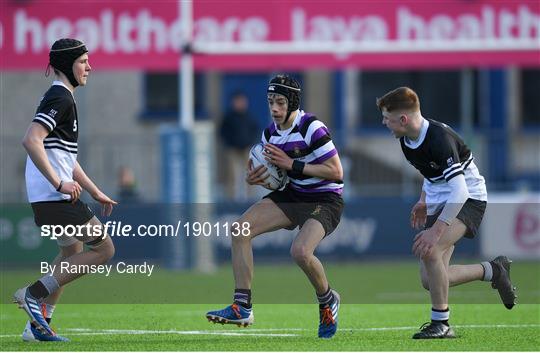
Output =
[
  {"x1": 1, "y1": 261, "x2": 539, "y2": 351},
  {"x1": 1, "y1": 304, "x2": 538, "y2": 351}
]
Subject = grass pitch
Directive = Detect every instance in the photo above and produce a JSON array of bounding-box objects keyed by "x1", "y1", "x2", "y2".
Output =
[
  {"x1": 1, "y1": 261, "x2": 539, "y2": 351},
  {"x1": 1, "y1": 304, "x2": 539, "y2": 351}
]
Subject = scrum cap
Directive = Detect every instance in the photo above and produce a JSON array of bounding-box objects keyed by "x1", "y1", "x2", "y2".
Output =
[
  {"x1": 267, "y1": 74, "x2": 301, "y2": 123},
  {"x1": 49, "y1": 38, "x2": 88, "y2": 87}
]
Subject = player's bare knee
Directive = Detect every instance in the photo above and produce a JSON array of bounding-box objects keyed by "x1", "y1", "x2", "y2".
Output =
[
  {"x1": 96, "y1": 238, "x2": 115, "y2": 263},
  {"x1": 232, "y1": 217, "x2": 257, "y2": 241},
  {"x1": 87, "y1": 236, "x2": 115, "y2": 263},
  {"x1": 59, "y1": 242, "x2": 83, "y2": 258},
  {"x1": 422, "y1": 248, "x2": 444, "y2": 262},
  {"x1": 231, "y1": 229, "x2": 251, "y2": 244},
  {"x1": 290, "y1": 244, "x2": 312, "y2": 265}
]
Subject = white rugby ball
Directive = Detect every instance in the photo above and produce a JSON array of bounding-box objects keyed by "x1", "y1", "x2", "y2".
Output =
[{"x1": 249, "y1": 143, "x2": 287, "y2": 190}]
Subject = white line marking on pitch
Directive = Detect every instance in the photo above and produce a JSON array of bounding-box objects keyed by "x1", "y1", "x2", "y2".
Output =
[
  {"x1": 0, "y1": 330, "x2": 298, "y2": 338},
  {"x1": 1, "y1": 324, "x2": 538, "y2": 339},
  {"x1": 377, "y1": 290, "x2": 540, "y2": 300},
  {"x1": 65, "y1": 328, "x2": 298, "y2": 337}
]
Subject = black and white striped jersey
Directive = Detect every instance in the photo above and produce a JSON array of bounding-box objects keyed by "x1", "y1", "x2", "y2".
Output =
[
  {"x1": 400, "y1": 118, "x2": 487, "y2": 214},
  {"x1": 25, "y1": 81, "x2": 78, "y2": 202}
]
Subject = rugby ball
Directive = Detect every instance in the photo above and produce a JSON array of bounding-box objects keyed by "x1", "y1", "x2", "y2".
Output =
[{"x1": 249, "y1": 143, "x2": 287, "y2": 190}]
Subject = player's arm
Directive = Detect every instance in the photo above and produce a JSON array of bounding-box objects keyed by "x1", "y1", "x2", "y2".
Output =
[
  {"x1": 22, "y1": 122, "x2": 82, "y2": 201},
  {"x1": 428, "y1": 135, "x2": 470, "y2": 236},
  {"x1": 432, "y1": 173, "x2": 470, "y2": 233},
  {"x1": 263, "y1": 144, "x2": 343, "y2": 180},
  {"x1": 414, "y1": 175, "x2": 469, "y2": 258},
  {"x1": 262, "y1": 142, "x2": 343, "y2": 181},
  {"x1": 72, "y1": 161, "x2": 100, "y2": 195},
  {"x1": 297, "y1": 154, "x2": 342, "y2": 180},
  {"x1": 73, "y1": 161, "x2": 117, "y2": 216},
  {"x1": 411, "y1": 186, "x2": 427, "y2": 229},
  {"x1": 419, "y1": 188, "x2": 426, "y2": 203}
]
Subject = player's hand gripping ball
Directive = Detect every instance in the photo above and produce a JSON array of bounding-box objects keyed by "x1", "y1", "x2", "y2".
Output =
[{"x1": 249, "y1": 143, "x2": 287, "y2": 190}]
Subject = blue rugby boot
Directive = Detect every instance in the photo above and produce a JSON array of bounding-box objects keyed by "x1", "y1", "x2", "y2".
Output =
[
  {"x1": 318, "y1": 289, "x2": 340, "y2": 338},
  {"x1": 206, "y1": 303, "x2": 254, "y2": 327},
  {"x1": 22, "y1": 320, "x2": 69, "y2": 342},
  {"x1": 13, "y1": 287, "x2": 56, "y2": 338}
]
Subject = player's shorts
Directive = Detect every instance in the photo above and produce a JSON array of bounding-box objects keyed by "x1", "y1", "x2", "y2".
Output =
[
  {"x1": 425, "y1": 198, "x2": 487, "y2": 238},
  {"x1": 264, "y1": 185, "x2": 344, "y2": 237},
  {"x1": 31, "y1": 199, "x2": 95, "y2": 247}
]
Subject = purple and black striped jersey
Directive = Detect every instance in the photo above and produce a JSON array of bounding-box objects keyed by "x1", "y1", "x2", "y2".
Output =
[{"x1": 261, "y1": 110, "x2": 343, "y2": 195}]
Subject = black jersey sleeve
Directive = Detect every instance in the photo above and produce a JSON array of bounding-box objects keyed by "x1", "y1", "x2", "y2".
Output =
[
  {"x1": 33, "y1": 95, "x2": 72, "y2": 133},
  {"x1": 262, "y1": 128, "x2": 270, "y2": 144},
  {"x1": 432, "y1": 132, "x2": 464, "y2": 182}
]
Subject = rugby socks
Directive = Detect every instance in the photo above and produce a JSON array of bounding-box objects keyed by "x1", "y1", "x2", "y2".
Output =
[
  {"x1": 234, "y1": 289, "x2": 252, "y2": 309},
  {"x1": 317, "y1": 287, "x2": 334, "y2": 308},
  {"x1": 28, "y1": 275, "x2": 60, "y2": 300},
  {"x1": 43, "y1": 303, "x2": 56, "y2": 324},
  {"x1": 28, "y1": 277, "x2": 58, "y2": 330},
  {"x1": 481, "y1": 261, "x2": 501, "y2": 282},
  {"x1": 481, "y1": 261, "x2": 493, "y2": 281},
  {"x1": 431, "y1": 307, "x2": 450, "y2": 326}
]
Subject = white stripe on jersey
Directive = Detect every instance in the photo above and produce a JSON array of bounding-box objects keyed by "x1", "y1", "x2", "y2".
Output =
[
  {"x1": 304, "y1": 119, "x2": 325, "y2": 146},
  {"x1": 443, "y1": 163, "x2": 464, "y2": 181},
  {"x1": 303, "y1": 141, "x2": 336, "y2": 163},
  {"x1": 424, "y1": 158, "x2": 487, "y2": 215},
  {"x1": 443, "y1": 163, "x2": 463, "y2": 176},
  {"x1": 44, "y1": 137, "x2": 78, "y2": 146},
  {"x1": 290, "y1": 178, "x2": 342, "y2": 189},
  {"x1": 43, "y1": 142, "x2": 78, "y2": 153},
  {"x1": 290, "y1": 176, "x2": 329, "y2": 186},
  {"x1": 36, "y1": 113, "x2": 57, "y2": 128},
  {"x1": 33, "y1": 117, "x2": 54, "y2": 131}
]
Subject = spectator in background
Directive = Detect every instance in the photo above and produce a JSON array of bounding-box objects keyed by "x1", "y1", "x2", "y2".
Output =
[
  {"x1": 219, "y1": 92, "x2": 259, "y2": 200},
  {"x1": 117, "y1": 166, "x2": 140, "y2": 203}
]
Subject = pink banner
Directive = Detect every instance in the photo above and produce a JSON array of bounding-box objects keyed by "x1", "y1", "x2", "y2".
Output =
[{"x1": 1, "y1": 1, "x2": 539, "y2": 70}]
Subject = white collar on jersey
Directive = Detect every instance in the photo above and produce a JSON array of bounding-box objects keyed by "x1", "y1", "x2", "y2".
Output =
[
  {"x1": 276, "y1": 109, "x2": 303, "y2": 133},
  {"x1": 52, "y1": 80, "x2": 74, "y2": 97},
  {"x1": 404, "y1": 117, "x2": 429, "y2": 149}
]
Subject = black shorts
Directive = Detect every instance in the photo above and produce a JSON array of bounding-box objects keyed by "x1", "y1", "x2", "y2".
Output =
[
  {"x1": 264, "y1": 185, "x2": 344, "y2": 236},
  {"x1": 425, "y1": 198, "x2": 487, "y2": 238},
  {"x1": 31, "y1": 199, "x2": 94, "y2": 227}
]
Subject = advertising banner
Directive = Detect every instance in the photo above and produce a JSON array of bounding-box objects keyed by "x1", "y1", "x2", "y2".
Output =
[
  {"x1": 481, "y1": 193, "x2": 540, "y2": 260},
  {"x1": 1, "y1": 1, "x2": 538, "y2": 70}
]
